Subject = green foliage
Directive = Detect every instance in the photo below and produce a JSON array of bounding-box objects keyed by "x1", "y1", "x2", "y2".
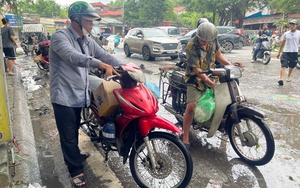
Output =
[
  {"x1": 107, "y1": 0, "x2": 123, "y2": 8},
  {"x1": 177, "y1": 12, "x2": 208, "y2": 28},
  {"x1": 2, "y1": 0, "x2": 66, "y2": 18},
  {"x1": 273, "y1": 19, "x2": 300, "y2": 28},
  {"x1": 124, "y1": 0, "x2": 172, "y2": 27},
  {"x1": 184, "y1": 0, "x2": 267, "y2": 27},
  {"x1": 269, "y1": 0, "x2": 300, "y2": 13},
  {"x1": 34, "y1": 0, "x2": 61, "y2": 17}
]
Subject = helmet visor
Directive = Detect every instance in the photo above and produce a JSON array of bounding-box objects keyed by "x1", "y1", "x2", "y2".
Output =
[{"x1": 82, "y1": 15, "x2": 101, "y2": 21}]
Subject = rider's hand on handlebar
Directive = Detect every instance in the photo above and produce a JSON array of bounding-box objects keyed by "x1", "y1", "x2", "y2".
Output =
[
  {"x1": 232, "y1": 62, "x2": 243, "y2": 68},
  {"x1": 232, "y1": 62, "x2": 244, "y2": 72},
  {"x1": 99, "y1": 62, "x2": 120, "y2": 77}
]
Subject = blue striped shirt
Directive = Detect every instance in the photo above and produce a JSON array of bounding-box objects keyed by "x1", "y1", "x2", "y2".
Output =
[{"x1": 49, "y1": 25, "x2": 123, "y2": 107}]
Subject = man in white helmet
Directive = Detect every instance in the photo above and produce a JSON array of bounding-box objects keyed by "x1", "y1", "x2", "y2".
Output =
[
  {"x1": 182, "y1": 22, "x2": 243, "y2": 147},
  {"x1": 191, "y1": 17, "x2": 209, "y2": 38}
]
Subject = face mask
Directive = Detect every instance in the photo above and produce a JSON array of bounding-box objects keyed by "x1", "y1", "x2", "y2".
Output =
[{"x1": 82, "y1": 27, "x2": 91, "y2": 37}]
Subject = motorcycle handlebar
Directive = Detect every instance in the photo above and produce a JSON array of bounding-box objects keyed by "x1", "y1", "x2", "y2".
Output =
[
  {"x1": 105, "y1": 75, "x2": 119, "y2": 81},
  {"x1": 199, "y1": 68, "x2": 226, "y2": 77}
]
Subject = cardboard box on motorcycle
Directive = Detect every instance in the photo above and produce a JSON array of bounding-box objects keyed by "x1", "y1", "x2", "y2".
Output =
[{"x1": 93, "y1": 80, "x2": 121, "y2": 116}]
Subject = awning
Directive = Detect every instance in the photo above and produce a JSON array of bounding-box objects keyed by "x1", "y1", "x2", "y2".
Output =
[{"x1": 100, "y1": 18, "x2": 123, "y2": 26}]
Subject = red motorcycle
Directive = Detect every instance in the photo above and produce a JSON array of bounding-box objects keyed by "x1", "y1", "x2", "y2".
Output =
[
  {"x1": 81, "y1": 63, "x2": 193, "y2": 188},
  {"x1": 34, "y1": 40, "x2": 50, "y2": 71}
]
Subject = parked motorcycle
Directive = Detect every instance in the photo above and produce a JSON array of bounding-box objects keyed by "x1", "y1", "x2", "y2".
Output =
[
  {"x1": 80, "y1": 63, "x2": 193, "y2": 188},
  {"x1": 34, "y1": 40, "x2": 50, "y2": 71},
  {"x1": 251, "y1": 34, "x2": 272, "y2": 65},
  {"x1": 20, "y1": 37, "x2": 29, "y2": 56},
  {"x1": 159, "y1": 60, "x2": 275, "y2": 166}
]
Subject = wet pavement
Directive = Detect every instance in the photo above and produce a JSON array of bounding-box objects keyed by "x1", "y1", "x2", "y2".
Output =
[
  {"x1": 15, "y1": 46, "x2": 300, "y2": 188},
  {"x1": 14, "y1": 55, "x2": 122, "y2": 188}
]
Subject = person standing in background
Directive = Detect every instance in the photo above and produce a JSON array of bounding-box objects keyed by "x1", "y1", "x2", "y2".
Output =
[
  {"x1": 277, "y1": 19, "x2": 300, "y2": 86},
  {"x1": 47, "y1": 32, "x2": 51, "y2": 40},
  {"x1": 1, "y1": 17, "x2": 18, "y2": 76},
  {"x1": 28, "y1": 33, "x2": 36, "y2": 55}
]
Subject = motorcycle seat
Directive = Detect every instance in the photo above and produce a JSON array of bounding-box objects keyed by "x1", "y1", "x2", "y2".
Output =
[{"x1": 88, "y1": 75, "x2": 104, "y2": 92}]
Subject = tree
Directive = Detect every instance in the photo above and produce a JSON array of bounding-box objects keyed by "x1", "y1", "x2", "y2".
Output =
[
  {"x1": 34, "y1": 0, "x2": 62, "y2": 17},
  {"x1": 107, "y1": 0, "x2": 123, "y2": 8},
  {"x1": 124, "y1": 0, "x2": 172, "y2": 27},
  {"x1": 124, "y1": 0, "x2": 140, "y2": 27},
  {"x1": 183, "y1": 0, "x2": 269, "y2": 28},
  {"x1": 269, "y1": 0, "x2": 300, "y2": 14},
  {"x1": 1, "y1": 0, "x2": 67, "y2": 18}
]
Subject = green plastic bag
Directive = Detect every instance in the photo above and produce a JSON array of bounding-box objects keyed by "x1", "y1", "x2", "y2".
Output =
[{"x1": 194, "y1": 88, "x2": 215, "y2": 123}]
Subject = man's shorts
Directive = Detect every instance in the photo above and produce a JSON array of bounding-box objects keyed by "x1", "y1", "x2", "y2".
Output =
[
  {"x1": 3, "y1": 47, "x2": 16, "y2": 60},
  {"x1": 280, "y1": 52, "x2": 298, "y2": 68},
  {"x1": 187, "y1": 85, "x2": 203, "y2": 103}
]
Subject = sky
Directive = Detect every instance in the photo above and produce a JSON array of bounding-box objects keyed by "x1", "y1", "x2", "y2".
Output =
[{"x1": 54, "y1": 0, "x2": 112, "y2": 7}]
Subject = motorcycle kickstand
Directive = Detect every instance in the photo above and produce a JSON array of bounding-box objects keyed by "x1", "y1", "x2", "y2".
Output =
[
  {"x1": 104, "y1": 150, "x2": 109, "y2": 162},
  {"x1": 102, "y1": 145, "x2": 111, "y2": 162}
]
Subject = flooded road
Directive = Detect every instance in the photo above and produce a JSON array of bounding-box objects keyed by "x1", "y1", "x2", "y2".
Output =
[{"x1": 17, "y1": 46, "x2": 300, "y2": 188}]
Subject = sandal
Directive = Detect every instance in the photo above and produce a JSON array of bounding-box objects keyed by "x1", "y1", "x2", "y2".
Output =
[{"x1": 72, "y1": 174, "x2": 86, "y2": 187}]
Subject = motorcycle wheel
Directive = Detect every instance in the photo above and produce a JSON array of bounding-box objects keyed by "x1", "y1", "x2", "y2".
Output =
[
  {"x1": 22, "y1": 46, "x2": 28, "y2": 56},
  {"x1": 228, "y1": 114, "x2": 275, "y2": 166},
  {"x1": 37, "y1": 62, "x2": 49, "y2": 72},
  {"x1": 296, "y1": 55, "x2": 300, "y2": 69},
  {"x1": 81, "y1": 107, "x2": 99, "y2": 138},
  {"x1": 129, "y1": 132, "x2": 193, "y2": 188},
  {"x1": 262, "y1": 53, "x2": 271, "y2": 65}
]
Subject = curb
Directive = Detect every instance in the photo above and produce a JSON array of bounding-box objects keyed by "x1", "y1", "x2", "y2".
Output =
[
  {"x1": 7, "y1": 68, "x2": 42, "y2": 187},
  {"x1": 4, "y1": 60, "x2": 123, "y2": 187}
]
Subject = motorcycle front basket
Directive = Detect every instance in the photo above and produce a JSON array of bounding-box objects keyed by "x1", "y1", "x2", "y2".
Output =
[{"x1": 170, "y1": 70, "x2": 186, "y2": 88}]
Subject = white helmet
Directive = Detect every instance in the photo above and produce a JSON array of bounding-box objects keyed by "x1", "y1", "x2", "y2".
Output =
[{"x1": 196, "y1": 22, "x2": 218, "y2": 41}]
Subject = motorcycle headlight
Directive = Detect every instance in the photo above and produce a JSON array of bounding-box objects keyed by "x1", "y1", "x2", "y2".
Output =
[{"x1": 226, "y1": 65, "x2": 242, "y2": 79}]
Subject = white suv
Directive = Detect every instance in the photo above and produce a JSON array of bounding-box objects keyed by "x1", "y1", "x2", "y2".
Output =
[
  {"x1": 155, "y1": 26, "x2": 181, "y2": 37},
  {"x1": 124, "y1": 28, "x2": 181, "y2": 61}
]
